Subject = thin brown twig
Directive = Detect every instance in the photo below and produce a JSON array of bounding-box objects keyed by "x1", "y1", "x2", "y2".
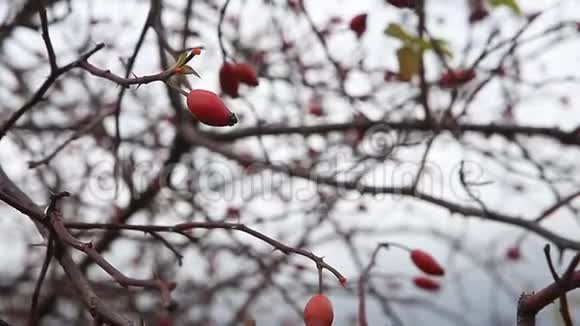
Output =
[
  {"x1": 27, "y1": 106, "x2": 117, "y2": 168},
  {"x1": 543, "y1": 245, "x2": 572, "y2": 326},
  {"x1": 148, "y1": 231, "x2": 184, "y2": 266},
  {"x1": 0, "y1": 43, "x2": 104, "y2": 141},
  {"x1": 0, "y1": 166, "x2": 135, "y2": 326},
  {"x1": 534, "y1": 190, "x2": 580, "y2": 223},
  {"x1": 217, "y1": 0, "x2": 232, "y2": 62},
  {"x1": 517, "y1": 252, "x2": 580, "y2": 326},
  {"x1": 111, "y1": 0, "x2": 159, "y2": 197},
  {"x1": 79, "y1": 61, "x2": 178, "y2": 87},
  {"x1": 51, "y1": 215, "x2": 176, "y2": 308},
  {"x1": 358, "y1": 243, "x2": 390, "y2": 326},
  {"x1": 416, "y1": 0, "x2": 431, "y2": 122},
  {"x1": 37, "y1": 0, "x2": 57, "y2": 72},
  {"x1": 65, "y1": 221, "x2": 345, "y2": 282},
  {"x1": 203, "y1": 119, "x2": 580, "y2": 146},
  {"x1": 28, "y1": 232, "x2": 54, "y2": 326}
]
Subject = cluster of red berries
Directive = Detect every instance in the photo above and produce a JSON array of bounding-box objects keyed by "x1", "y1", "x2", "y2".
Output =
[
  {"x1": 301, "y1": 249, "x2": 443, "y2": 325},
  {"x1": 184, "y1": 61, "x2": 258, "y2": 127},
  {"x1": 409, "y1": 249, "x2": 445, "y2": 291},
  {"x1": 219, "y1": 62, "x2": 259, "y2": 98}
]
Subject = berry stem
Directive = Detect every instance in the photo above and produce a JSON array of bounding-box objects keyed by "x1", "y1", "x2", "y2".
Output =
[
  {"x1": 317, "y1": 266, "x2": 323, "y2": 294},
  {"x1": 378, "y1": 241, "x2": 412, "y2": 252}
]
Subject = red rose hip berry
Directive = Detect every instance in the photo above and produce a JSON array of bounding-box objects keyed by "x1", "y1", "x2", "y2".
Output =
[
  {"x1": 304, "y1": 294, "x2": 334, "y2": 326},
  {"x1": 234, "y1": 63, "x2": 259, "y2": 86},
  {"x1": 410, "y1": 249, "x2": 445, "y2": 276},
  {"x1": 186, "y1": 89, "x2": 238, "y2": 127},
  {"x1": 219, "y1": 62, "x2": 240, "y2": 98},
  {"x1": 413, "y1": 276, "x2": 441, "y2": 291}
]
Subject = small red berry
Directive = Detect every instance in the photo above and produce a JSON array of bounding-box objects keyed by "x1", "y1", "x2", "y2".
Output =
[
  {"x1": 226, "y1": 206, "x2": 241, "y2": 219},
  {"x1": 234, "y1": 63, "x2": 259, "y2": 86},
  {"x1": 349, "y1": 14, "x2": 367, "y2": 39},
  {"x1": 413, "y1": 276, "x2": 441, "y2": 291},
  {"x1": 304, "y1": 294, "x2": 334, "y2": 326},
  {"x1": 288, "y1": 0, "x2": 302, "y2": 13},
  {"x1": 410, "y1": 249, "x2": 445, "y2": 276},
  {"x1": 239, "y1": 152, "x2": 255, "y2": 169},
  {"x1": 307, "y1": 148, "x2": 320, "y2": 159},
  {"x1": 186, "y1": 89, "x2": 237, "y2": 127},
  {"x1": 469, "y1": 8, "x2": 489, "y2": 23},
  {"x1": 506, "y1": 247, "x2": 521, "y2": 261},
  {"x1": 308, "y1": 97, "x2": 324, "y2": 116},
  {"x1": 219, "y1": 62, "x2": 240, "y2": 98},
  {"x1": 439, "y1": 69, "x2": 476, "y2": 88},
  {"x1": 386, "y1": 0, "x2": 415, "y2": 9}
]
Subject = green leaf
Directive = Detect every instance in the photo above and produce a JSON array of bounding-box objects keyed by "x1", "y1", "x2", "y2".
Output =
[
  {"x1": 384, "y1": 23, "x2": 415, "y2": 43},
  {"x1": 385, "y1": 23, "x2": 453, "y2": 58},
  {"x1": 425, "y1": 38, "x2": 453, "y2": 58},
  {"x1": 488, "y1": 0, "x2": 521, "y2": 15}
]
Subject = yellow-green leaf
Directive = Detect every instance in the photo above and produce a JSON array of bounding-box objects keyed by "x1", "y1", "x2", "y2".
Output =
[
  {"x1": 488, "y1": 0, "x2": 521, "y2": 15},
  {"x1": 385, "y1": 23, "x2": 453, "y2": 58},
  {"x1": 424, "y1": 38, "x2": 453, "y2": 58},
  {"x1": 384, "y1": 23, "x2": 415, "y2": 43}
]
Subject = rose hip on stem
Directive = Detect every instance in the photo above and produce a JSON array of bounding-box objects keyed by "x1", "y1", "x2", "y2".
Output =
[
  {"x1": 219, "y1": 62, "x2": 240, "y2": 98},
  {"x1": 439, "y1": 69, "x2": 476, "y2": 88},
  {"x1": 304, "y1": 294, "x2": 334, "y2": 326},
  {"x1": 413, "y1": 276, "x2": 441, "y2": 291},
  {"x1": 410, "y1": 249, "x2": 445, "y2": 276},
  {"x1": 186, "y1": 89, "x2": 237, "y2": 127},
  {"x1": 233, "y1": 63, "x2": 259, "y2": 86}
]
